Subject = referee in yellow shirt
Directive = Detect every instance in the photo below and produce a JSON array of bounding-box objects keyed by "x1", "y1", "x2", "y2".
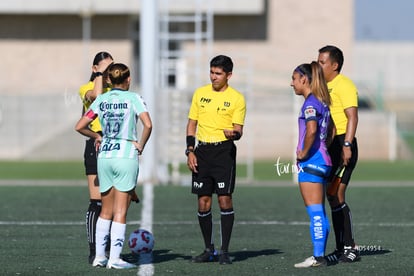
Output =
[
  {"x1": 318, "y1": 45, "x2": 360, "y2": 263},
  {"x1": 78, "y1": 51, "x2": 113, "y2": 264},
  {"x1": 186, "y1": 55, "x2": 246, "y2": 265}
]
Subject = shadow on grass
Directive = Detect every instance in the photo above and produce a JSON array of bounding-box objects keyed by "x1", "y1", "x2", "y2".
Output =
[
  {"x1": 123, "y1": 248, "x2": 282, "y2": 264},
  {"x1": 153, "y1": 249, "x2": 193, "y2": 263},
  {"x1": 122, "y1": 249, "x2": 190, "y2": 264},
  {"x1": 151, "y1": 248, "x2": 283, "y2": 263},
  {"x1": 232, "y1": 248, "x2": 283, "y2": 262},
  {"x1": 121, "y1": 253, "x2": 140, "y2": 264},
  {"x1": 122, "y1": 248, "x2": 385, "y2": 265}
]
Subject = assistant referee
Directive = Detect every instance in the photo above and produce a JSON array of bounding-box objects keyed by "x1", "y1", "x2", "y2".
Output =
[{"x1": 186, "y1": 55, "x2": 246, "y2": 265}]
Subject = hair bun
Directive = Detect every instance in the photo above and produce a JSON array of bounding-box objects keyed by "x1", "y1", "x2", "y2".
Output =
[{"x1": 108, "y1": 63, "x2": 130, "y2": 85}]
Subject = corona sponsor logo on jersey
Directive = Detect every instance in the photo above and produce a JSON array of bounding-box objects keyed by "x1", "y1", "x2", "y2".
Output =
[{"x1": 99, "y1": 101, "x2": 128, "y2": 111}]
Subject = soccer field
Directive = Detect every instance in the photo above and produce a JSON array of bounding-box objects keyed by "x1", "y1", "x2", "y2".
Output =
[{"x1": 1, "y1": 184, "x2": 413, "y2": 275}]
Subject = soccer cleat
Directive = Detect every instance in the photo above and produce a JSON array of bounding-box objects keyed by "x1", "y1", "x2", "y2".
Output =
[
  {"x1": 92, "y1": 256, "x2": 108, "y2": 267},
  {"x1": 191, "y1": 248, "x2": 218, "y2": 263},
  {"x1": 131, "y1": 191, "x2": 140, "y2": 203},
  {"x1": 339, "y1": 246, "x2": 361, "y2": 263},
  {"x1": 325, "y1": 249, "x2": 343, "y2": 263},
  {"x1": 106, "y1": 259, "x2": 137, "y2": 269},
  {"x1": 219, "y1": 252, "x2": 232, "y2": 265},
  {"x1": 88, "y1": 254, "x2": 95, "y2": 264},
  {"x1": 294, "y1": 256, "x2": 327, "y2": 268}
]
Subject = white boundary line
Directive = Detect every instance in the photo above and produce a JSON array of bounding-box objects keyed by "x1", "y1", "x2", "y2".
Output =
[
  {"x1": 1, "y1": 220, "x2": 413, "y2": 227},
  {"x1": 0, "y1": 180, "x2": 413, "y2": 187},
  {"x1": 137, "y1": 182, "x2": 154, "y2": 276}
]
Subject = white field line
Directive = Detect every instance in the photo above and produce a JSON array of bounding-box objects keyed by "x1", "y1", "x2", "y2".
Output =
[
  {"x1": 1, "y1": 220, "x2": 413, "y2": 227},
  {"x1": 137, "y1": 182, "x2": 154, "y2": 276}
]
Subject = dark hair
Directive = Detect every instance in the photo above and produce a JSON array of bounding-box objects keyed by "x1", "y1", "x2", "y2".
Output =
[
  {"x1": 294, "y1": 61, "x2": 331, "y2": 106},
  {"x1": 294, "y1": 63, "x2": 313, "y2": 83},
  {"x1": 108, "y1": 63, "x2": 130, "y2": 85},
  {"x1": 318, "y1": 45, "x2": 344, "y2": 73},
  {"x1": 89, "y1": 51, "x2": 113, "y2": 81},
  {"x1": 210, "y1": 55, "x2": 233, "y2": 73}
]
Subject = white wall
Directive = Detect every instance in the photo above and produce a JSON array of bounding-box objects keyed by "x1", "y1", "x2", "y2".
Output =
[{"x1": 0, "y1": 0, "x2": 264, "y2": 14}]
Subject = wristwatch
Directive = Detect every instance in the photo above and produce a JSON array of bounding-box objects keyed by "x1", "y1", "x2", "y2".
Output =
[
  {"x1": 185, "y1": 148, "x2": 194, "y2": 156},
  {"x1": 95, "y1": 71, "x2": 104, "y2": 77},
  {"x1": 343, "y1": 141, "x2": 352, "y2": 147}
]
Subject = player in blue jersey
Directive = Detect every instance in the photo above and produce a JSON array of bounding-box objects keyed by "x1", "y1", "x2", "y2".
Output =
[
  {"x1": 75, "y1": 63, "x2": 152, "y2": 269},
  {"x1": 291, "y1": 61, "x2": 332, "y2": 268}
]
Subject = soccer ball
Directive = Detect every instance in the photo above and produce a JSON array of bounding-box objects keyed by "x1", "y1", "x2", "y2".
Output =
[{"x1": 128, "y1": 229, "x2": 155, "y2": 254}]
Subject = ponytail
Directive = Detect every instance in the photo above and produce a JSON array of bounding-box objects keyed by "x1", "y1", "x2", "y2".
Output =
[{"x1": 310, "y1": 61, "x2": 331, "y2": 106}]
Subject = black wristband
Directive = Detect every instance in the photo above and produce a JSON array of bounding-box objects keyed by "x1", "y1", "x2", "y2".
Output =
[
  {"x1": 185, "y1": 148, "x2": 194, "y2": 156},
  {"x1": 186, "y1": 135, "x2": 195, "y2": 148},
  {"x1": 95, "y1": 71, "x2": 103, "y2": 77},
  {"x1": 233, "y1": 131, "x2": 241, "y2": 141}
]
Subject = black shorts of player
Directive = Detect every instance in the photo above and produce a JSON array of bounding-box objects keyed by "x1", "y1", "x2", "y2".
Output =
[
  {"x1": 328, "y1": 134, "x2": 358, "y2": 185},
  {"x1": 83, "y1": 133, "x2": 101, "y2": 175},
  {"x1": 191, "y1": 140, "x2": 236, "y2": 196}
]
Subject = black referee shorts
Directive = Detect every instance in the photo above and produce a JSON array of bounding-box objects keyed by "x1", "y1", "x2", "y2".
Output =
[
  {"x1": 191, "y1": 140, "x2": 236, "y2": 196},
  {"x1": 328, "y1": 134, "x2": 358, "y2": 185},
  {"x1": 84, "y1": 138, "x2": 98, "y2": 175}
]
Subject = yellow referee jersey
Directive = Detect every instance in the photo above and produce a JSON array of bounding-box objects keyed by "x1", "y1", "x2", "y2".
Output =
[
  {"x1": 188, "y1": 84, "x2": 246, "y2": 143},
  {"x1": 328, "y1": 74, "x2": 358, "y2": 135},
  {"x1": 78, "y1": 81, "x2": 111, "y2": 133}
]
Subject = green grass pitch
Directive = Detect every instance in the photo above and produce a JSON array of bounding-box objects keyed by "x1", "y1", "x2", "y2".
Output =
[
  {"x1": 0, "y1": 184, "x2": 413, "y2": 275},
  {"x1": 1, "y1": 159, "x2": 414, "y2": 181}
]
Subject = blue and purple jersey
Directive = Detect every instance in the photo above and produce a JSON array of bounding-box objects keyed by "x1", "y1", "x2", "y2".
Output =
[{"x1": 297, "y1": 93, "x2": 331, "y2": 167}]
